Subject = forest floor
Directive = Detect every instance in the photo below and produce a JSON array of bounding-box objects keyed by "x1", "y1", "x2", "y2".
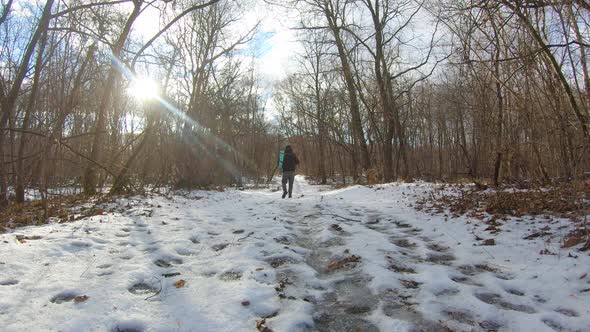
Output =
[{"x1": 0, "y1": 177, "x2": 589, "y2": 332}]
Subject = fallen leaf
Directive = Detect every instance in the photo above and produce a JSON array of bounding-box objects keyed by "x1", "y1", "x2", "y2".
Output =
[
  {"x1": 256, "y1": 319, "x2": 273, "y2": 332},
  {"x1": 174, "y1": 279, "x2": 186, "y2": 288},
  {"x1": 482, "y1": 239, "x2": 495, "y2": 246},
  {"x1": 74, "y1": 295, "x2": 89, "y2": 303},
  {"x1": 562, "y1": 235, "x2": 585, "y2": 248}
]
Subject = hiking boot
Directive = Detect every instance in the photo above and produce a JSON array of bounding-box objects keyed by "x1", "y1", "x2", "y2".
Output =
[{"x1": 282, "y1": 192, "x2": 287, "y2": 199}]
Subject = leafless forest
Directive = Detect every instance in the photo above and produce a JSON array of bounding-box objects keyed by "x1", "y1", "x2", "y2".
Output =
[{"x1": 1, "y1": 0, "x2": 589, "y2": 207}]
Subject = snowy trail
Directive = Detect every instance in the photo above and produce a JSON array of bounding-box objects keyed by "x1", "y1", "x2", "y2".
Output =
[{"x1": 0, "y1": 177, "x2": 588, "y2": 332}]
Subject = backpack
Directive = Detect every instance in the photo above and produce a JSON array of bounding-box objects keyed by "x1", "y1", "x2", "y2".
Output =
[{"x1": 278, "y1": 150, "x2": 285, "y2": 170}]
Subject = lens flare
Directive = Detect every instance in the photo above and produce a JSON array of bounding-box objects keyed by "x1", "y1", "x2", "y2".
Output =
[{"x1": 128, "y1": 77, "x2": 159, "y2": 101}]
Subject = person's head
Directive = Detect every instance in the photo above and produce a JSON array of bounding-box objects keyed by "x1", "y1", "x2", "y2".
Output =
[{"x1": 285, "y1": 145, "x2": 293, "y2": 153}]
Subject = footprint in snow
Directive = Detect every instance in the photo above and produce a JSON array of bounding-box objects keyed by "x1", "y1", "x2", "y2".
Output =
[
  {"x1": 119, "y1": 254, "x2": 134, "y2": 260},
  {"x1": 388, "y1": 262, "x2": 417, "y2": 274},
  {"x1": 441, "y1": 309, "x2": 476, "y2": 326},
  {"x1": 400, "y1": 279, "x2": 422, "y2": 289},
  {"x1": 380, "y1": 290, "x2": 451, "y2": 331},
  {"x1": 318, "y1": 237, "x2": 345, "y2": 248},
  {"x1": 427, "y1": 243, "x2": 450, "y2": 252},
  {"x1": 504, "y1": 288, "x2": 525, "y2": 296},
  {"x1": 219, "y1": 271, "x2": 242, "y2": 281},
  {"x1": 329, "y1": 224, "x2": 351, "y2": 236},
  {"x1": 128, "y1": 283, "x2": 159, "y2": 296},
  {"x1": 274, "y1": 236, "x2": 292, "y2": 245},
  {"x1": 0, "y1": 279, "x2": 19, "y2": 286},
  {"x1": 313, "y1": 276, "x2": 380, "y2": 331},
  {"x1": 314, "y1": 314, "x2": 378, "y2": 332},
  {"x1": 457, "y1": 263, "x2": 514, "y2": 280},
  {"x1": 50, "y1": 290, "x2": 81, "y2": 304},
  {"x1": 479, "y1": 320, "x2": 503, "y2": 331},
  {"x1": 62, "y1": 241, "x2": 92, "y2": 252},
  {"x1": 554, "y1": 308, "x2": 579, "y2": 317},
  {"x1": 390, "y1": 238, "x2": 417, "y2": 249},
  {"x1": 426, "y1": 253, "x2": 456, "y2": 265},
  {"x1": 365, "y1": 214, "x2": 381, "y2": 224},
  {"x1": 91, "y1": 237, "x2": 109, "y2": 244},
  {"x1": 394, "y1": 221, "x2": 412, "y2": 228},
  {"x1": 433, "y1": 287, "x2": 460, "y2": 297},
  {"x1": 175, "y1": 247, "x2": 196, "y2": 256},
  {"x1": 265, "y1": 255, "x2": 299, "y2": 268},
  {"x1": 111, "y1": 320, "x2": 145, "y2": 332},
  {"x1": 211, "y1": 243, "x2": 229, "y2": 252},
  {"x1": 141, "y1": 246, "x2": 158, "y2": 253},
  {"x1": 154, "y1": 257, "x2": 183, "y2": 268},
  {"x1": 402, "y1": 227, "x2": 422, "y2": 235},
  {"x1": 473, "y1": 292, "x2": 536, "y2": 314},
  {"x1": 449, "y1": 274, "x2": 483, "y2": 287},
  {"x1": 542, "y1": 318, "x2": 566, "y2": 332}
]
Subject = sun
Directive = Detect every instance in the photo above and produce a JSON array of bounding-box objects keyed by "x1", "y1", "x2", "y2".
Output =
[{"x1": 128, "y1": 77, "x2": 159, "y2": 101}]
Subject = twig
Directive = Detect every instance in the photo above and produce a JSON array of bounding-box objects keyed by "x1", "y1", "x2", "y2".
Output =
[
  {"x1": 145, "y1": 277, "x2": 163, "y2": 301},
  {"x1": 237, "y1": 231, "x2": 254, "y2": 242},
  {"x1": 79, "y1": 254, "x2": 96, "y2": 278}
]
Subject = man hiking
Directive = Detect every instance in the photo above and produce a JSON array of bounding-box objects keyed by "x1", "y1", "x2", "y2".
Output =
[{"x1": 280, "y1": 145, "x2": 300, "y2": 198}]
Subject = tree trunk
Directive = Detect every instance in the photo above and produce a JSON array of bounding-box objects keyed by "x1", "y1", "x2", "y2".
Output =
[
  {"x1": 504, "y1": 1, "x2": 590, "y2": 144},
  {"x1": 16, "y1": 31, "x2": 48, "y2": 203},
  {"x1": 83, "y1": 0, "x2": 142, "y2": 195},
  {"x1": 492, "y1": 57, "x2": 504, "y2": 187},
  {"x1": 0, "y1": 0, "x2": 54, "y2": 205},
  {"x1": 323, "y1": 4, "x2": 371, "y2": 171}
]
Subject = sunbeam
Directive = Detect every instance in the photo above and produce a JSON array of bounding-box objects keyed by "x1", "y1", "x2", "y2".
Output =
[{"x1": 108, "y1": 51, "x2": 250, "y2": 182}]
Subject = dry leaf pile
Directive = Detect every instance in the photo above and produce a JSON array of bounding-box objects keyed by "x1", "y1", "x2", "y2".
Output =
[
  {"x1": 415, "y1": 181, "x2": 590, "y2": 251},
  {"x1": 417, "y1": 182, "x2": 589, "y2": 220},
  {"x1": 0, "y1": 194, "x2": 114, "y2": 233}
]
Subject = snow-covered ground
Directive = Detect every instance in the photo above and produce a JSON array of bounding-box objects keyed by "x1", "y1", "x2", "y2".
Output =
[{"x1": 1, "y1": 177, "x2": 588, "y2": 332}]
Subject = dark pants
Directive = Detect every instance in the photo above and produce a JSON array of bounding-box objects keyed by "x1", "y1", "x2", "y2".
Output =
[{"x1": 282, "y1": 171, "x2": 295, "y2": 196}]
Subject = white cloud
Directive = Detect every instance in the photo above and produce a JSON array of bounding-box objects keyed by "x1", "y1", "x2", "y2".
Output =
[{"x1": 236, "y1": 1, "x2": 304, "y2": 119}]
